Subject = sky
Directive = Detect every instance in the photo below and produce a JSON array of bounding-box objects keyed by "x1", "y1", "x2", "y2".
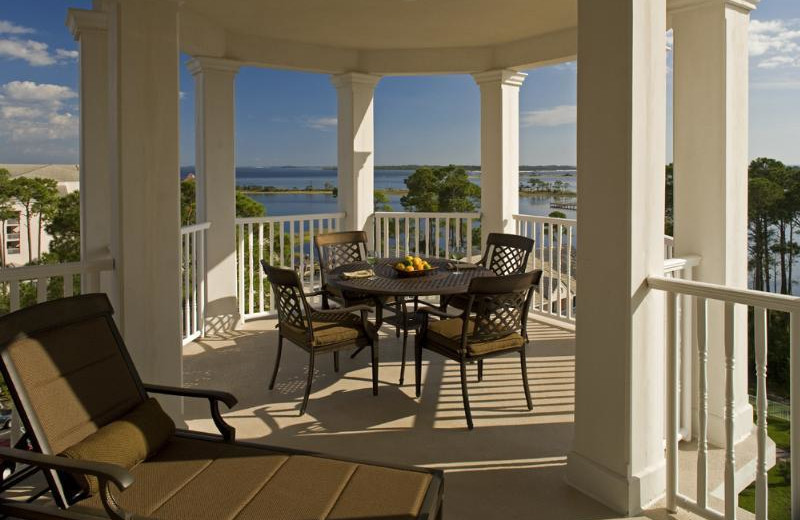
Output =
[{"x1": 0, "y1": 0, "x2": 798, "y2": 167}]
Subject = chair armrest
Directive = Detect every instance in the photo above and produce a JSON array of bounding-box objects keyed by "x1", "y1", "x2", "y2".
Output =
[
  {"x1": 143, "y1": 384, "x2": 237, "y2": 442},
  {"x1": 0, "y1": 447, "x2": 133, "y2": 490},
  {"x1": 417, "y1": 305, "x2": 463, "y2": 321},
  {"x1": 0, "y1": 447, "x2": 135, "y2": 520},
  {"x1": 304, "y1": 289, "x2": 327, "y2": 298},
  {"x1": 313, "y1": 305, "x2": 373, "y2": 315}
]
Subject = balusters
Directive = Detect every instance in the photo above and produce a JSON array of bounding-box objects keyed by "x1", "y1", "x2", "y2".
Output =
[
  {"x1": 697, "y1": 297, "x2": 709, "y2": 510},
  {"x1": 754, "y1": 307, "x2": 768, "y2": 520},
  {"x1": 238, "y1": 223, "x2": 245, "y2": 318},
  {"x1": 666, "y1": 290, "x2": 679, "y2": 513},
  {"x1": 723, "y1": 302, "x2": 736, "y2": 520}
]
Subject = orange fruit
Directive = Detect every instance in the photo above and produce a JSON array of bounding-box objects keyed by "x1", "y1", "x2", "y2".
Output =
[{"x1": 405, "y1": 265, "x2": 415, "y2": 272}]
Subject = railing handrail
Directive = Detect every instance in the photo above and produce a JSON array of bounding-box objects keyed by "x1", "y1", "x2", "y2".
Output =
[
  {"x1": 181, "y1": 222, "x2": 211, "y2": 234},
  {"x1": 512, "y1": 213, "x2": 577, "y2": 225},
  {"x1": 648, "y1": 274, "x2": 800, "y2": 313},
  {"x1": 373, "y1": 210, "x2": 481, "y2": 219},
  {"x1": 663, "y1": 254, "x2": 701, "y2": 274},
  {"x1": 0, "y1": 258, "x2": 114, "y2": 282},
  {"x1": 236, "y1": 212, "x2": 346, "y2": 225}
]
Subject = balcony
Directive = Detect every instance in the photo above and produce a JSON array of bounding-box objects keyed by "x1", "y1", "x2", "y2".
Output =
[{"x1": 12, "y1": 1, "x2": 788, "y2": 518}]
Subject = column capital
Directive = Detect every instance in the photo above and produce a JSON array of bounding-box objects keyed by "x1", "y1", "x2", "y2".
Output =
[
  {"x1": 187, "y1": 57, "x2": 241, "y2": 77},
  {"x1": 66, "y1": 8, "x2": 107, "y2": 40},
  {"x1": 330, "y1": 72, "x2": 382, "y2": 90},
  {"x1": 667, "y1": 0, "x2": 759, "y2": 15},
  {"x1": 472, "y1": 69, "x2": 527, "y2": 88}
]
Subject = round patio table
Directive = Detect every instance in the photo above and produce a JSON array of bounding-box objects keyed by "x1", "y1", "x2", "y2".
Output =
[
  {"x1": 328, "y1": 257, "x2": 494, "y2": 386},
  {"x1": 328, "y1": 257, "x2": 493, "y2": 297}
]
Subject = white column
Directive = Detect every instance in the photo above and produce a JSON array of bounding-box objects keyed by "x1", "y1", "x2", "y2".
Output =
[
  {"x1": 671, "y1": 0, "x2": 755, "y2": 446},
  {"x1": 187, "y1": 57, "x2": 240, "y2": 334},
  {"x1": 106, "y1": 0, "x2": 182, "y2": 415},
  {"x1": 567, "y1": 0, "x2": 667, "y2": 514},
  {"x1": 67, "y1": 9, "x2": 115, "y2": 300},
  {"x1": 473, "y1": 70, "x2": 525, "y2": 238},
  {"x1": 331, "y1": 73, "x2": 381, "y2": 231}
]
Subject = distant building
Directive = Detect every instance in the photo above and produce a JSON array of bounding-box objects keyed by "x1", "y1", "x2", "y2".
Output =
[{"x1": 0, "y1": 164, "x2": 80, "y2": 267}]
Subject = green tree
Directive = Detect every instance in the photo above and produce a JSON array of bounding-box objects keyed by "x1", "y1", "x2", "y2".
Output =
[
  {"x1": 43, "y1": 191, "x2": 81, "y2": 263},
  {"x1": 180, "y1": 178, "x2": 196, "y2": 226},
  {"x1": 31, "y1": 178, "x2": 60, "y2": 263},
  {"x1": 10, "y1": 177, "x2": 40, "y2": 263},
  {"x1": 0, "y1": 170, "x2": 18, "y2": 268},
  {"x1": 374, "y1": 189, "x2": 392, "y2": 212},
  {"x1": 401, "y1": 165, "x2": 479, "y2": 212},
  {"x1": 236, "y1": 192, "x2": 265, "y2": 218}
]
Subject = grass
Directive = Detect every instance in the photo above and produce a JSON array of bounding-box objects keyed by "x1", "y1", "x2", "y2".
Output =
[{"x1": 739, "y1": 417, "x2": 791, "y2": 520}]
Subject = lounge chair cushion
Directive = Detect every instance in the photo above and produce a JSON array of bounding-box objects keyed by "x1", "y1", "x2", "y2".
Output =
[
  {"x1": 73, "y1": 436, "x2": 433, "y2": 520},
  {"x1": 282, "y1": 311, "x2": 370, "y2": 347},
  {"x1": 427, "y1": 317, "x2": 525, "y2": 356},
  {"x1": 5, "y1": 316, "x2": 143, "y2": 454},
  {"x1": 60, "y1": 398, "x2": 175, "y2": 494}
]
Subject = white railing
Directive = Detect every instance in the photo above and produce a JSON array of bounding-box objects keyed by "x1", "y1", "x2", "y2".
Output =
[
  {"x1": 180, "y1": 222, "x2": 209, "y2": 345},
  {"x1": 236, "y1": 213, "x2": 344, "y2": 320},
  {"x1": 0, "y1": 257, "x2": 114, "y2": 313},
  {"x1": 368, "y1": 211, "x2": 481, "y2": 260},
  {"x1": 513, "y1": 214, "x2": 576, "y2": 323},
  {"x1": 664, "y1": 254, "x2": 702, "y2": 441},
  {"x1": 648, "y1": 273, "x2": 798, "y2": 520}
]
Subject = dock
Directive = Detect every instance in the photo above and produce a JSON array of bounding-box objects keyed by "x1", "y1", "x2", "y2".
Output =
[{"x1": 550, "y1": 201, "x2": 577, "y2": 211}]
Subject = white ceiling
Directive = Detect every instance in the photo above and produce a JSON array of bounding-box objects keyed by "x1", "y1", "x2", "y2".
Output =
[{"x1": 180, "y1": 0, "x2": 577, "y2": 51}]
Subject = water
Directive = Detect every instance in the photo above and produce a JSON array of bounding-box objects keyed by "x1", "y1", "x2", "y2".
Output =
[{"x1": 182, "y1": 166, "x2": 577, "y2": 219}]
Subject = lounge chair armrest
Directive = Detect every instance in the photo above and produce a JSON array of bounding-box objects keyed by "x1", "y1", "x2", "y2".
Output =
[
  {"x1": 143, "y1": 384, "x2": 237, "y2": 442},
  {"x1": 304, "y1": 289, "x2": 327, "y2": 298},
  {"x1": 0, "y1": 447, "x2": 133, "y2": 491},
  {"x1": 0, "y1": 447, "x2": 137, "y2": 520}
]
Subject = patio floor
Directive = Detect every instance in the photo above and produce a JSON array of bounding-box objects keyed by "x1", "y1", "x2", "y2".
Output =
[{"x1": 183, "y1": 316, "x2": 724, "y2": 520}]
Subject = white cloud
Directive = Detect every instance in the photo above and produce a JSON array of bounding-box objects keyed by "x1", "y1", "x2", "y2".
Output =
[
  {"x1": 751, "y1": 80, "x2": 800, "y2": 90},
  {"x1": 0, "y1": 20, "x2": 34, "y2": 35},
  {"x1": 0, "y1": 81, "x2": 79, "y2": 148},
  {"x1": 179, "y1": 90, "x2": 186, "y2": 100},
  {"x1": 305, "y1": 116, "x2": 337, "y2": 130},
  {"x1": 0, "y1": 38, "x2": 55, "y2": 66},
  {"x1": 521, "y1": 105, "x2": 576, "y2": 127},
  {"x1": 55, "y1": 48, "x2": 78, "y2": 61},
  {"x1": 749, "y1": 19, "x2": 800, "y2": 69},
  {"x1": 2, "y1": 81, "x2": 77, "y2": 102}
]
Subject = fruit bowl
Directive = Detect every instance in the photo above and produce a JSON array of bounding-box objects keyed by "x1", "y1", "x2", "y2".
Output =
[{"x1": 394, "y1": 265, "x2": 439, "y2": 278}]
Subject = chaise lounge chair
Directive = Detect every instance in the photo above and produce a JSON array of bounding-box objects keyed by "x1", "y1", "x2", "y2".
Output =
[{"x1": 0, "y1": 294, "x2": 443, "y2": 520}]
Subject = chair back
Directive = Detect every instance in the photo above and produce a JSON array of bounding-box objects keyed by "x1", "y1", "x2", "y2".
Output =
[
  {"x1": 315, "y1": 231, "x2": 367, "y2": 276},
  {"x1": 480, "y1": 233, "x2": 534, "y2": 276},
  {"x1": 261, "y1": 262, "x2": 313, "y2": 336},
  {"x1": 465, "y1": 271, "x2": 538, "y2": 343},
  {"x1": 0, "y1": 294, "x2": 147, "y2": 505}
]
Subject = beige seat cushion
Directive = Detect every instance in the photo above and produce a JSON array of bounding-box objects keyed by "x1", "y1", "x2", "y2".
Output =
[
  {"x1": 73, "y1": 436, "x2": 432, "y2": 520},
  {"x1": 60, "y1": 398, "x2": 175, "y2": 494},
  {"x1": 282, "y1": 311, "x2": 369, "y2": 347},
  {"x1": 427, "y1": 318, "x2": 524, "y2": 356}
]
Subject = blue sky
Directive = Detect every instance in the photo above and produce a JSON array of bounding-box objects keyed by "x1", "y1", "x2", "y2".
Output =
[{"x1": 1, "y1": 1, "x2": 798, "y2": 167}]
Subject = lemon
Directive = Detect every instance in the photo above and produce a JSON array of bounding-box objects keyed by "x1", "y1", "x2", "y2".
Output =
[
  {"x1": 395, "y1": 262, "x2": 405, "y2": 270},
  {"x1": 405, "y1": 265, "x2": 415, "y2": 272}
]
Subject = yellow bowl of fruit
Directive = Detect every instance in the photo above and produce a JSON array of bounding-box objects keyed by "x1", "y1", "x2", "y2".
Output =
[{"x1": 394, "y1": 256, "x2": 438, "y2": 277}]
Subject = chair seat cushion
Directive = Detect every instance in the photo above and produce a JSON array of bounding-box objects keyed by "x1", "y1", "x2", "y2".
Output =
[
  {"x1": 73, "y1": 436, "x2": 433, "y2": 520},
  {"x1": 282, "y1": 311, "x2": 370, "y2": 347},
  {"x1": 60, "y1": 398, "x2": 175, "y2": 494},
  {"x1": 427, "y1": 318, "x2": 524, "y2": 356}
]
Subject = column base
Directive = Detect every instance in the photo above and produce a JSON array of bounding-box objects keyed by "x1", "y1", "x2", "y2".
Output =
[
  {"x1": 566, "y1": 450, "x2": 665, "y2": 515},
  {"x1": 705, "y1": 402, "x2": 754, "y2": 448}
]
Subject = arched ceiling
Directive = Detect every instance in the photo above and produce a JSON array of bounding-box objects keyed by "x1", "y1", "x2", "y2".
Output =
[
  {"x1": 177, "y1": 0, "x2": 578, "y2": 74},
  {"x1": 180, "y1": 0, "x2": 575, "y2": 51}
]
